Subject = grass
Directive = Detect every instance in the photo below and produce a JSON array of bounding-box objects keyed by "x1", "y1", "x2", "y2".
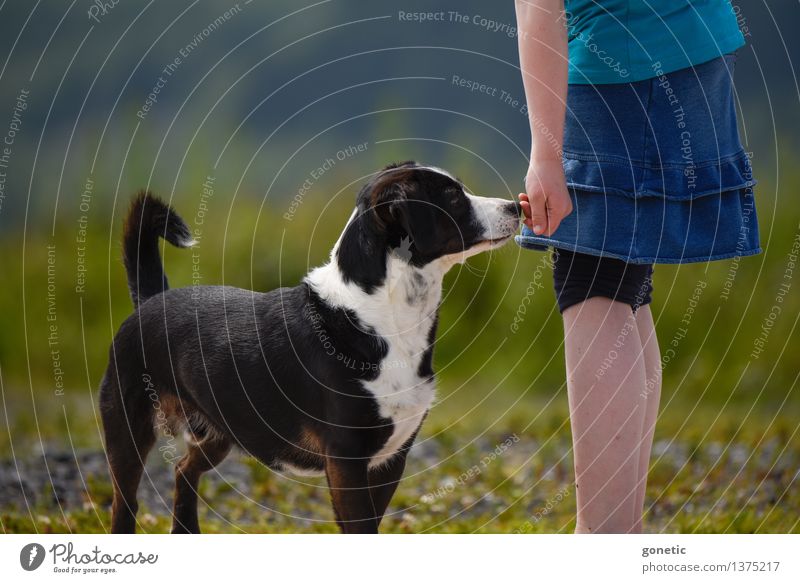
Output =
[{"x1": 1, "y1": 390, "x2": 797, "y2": 534}]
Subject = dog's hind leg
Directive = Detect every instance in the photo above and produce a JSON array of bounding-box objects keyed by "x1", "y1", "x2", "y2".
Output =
[
  {"x1": 171, "y1": 428, "x2": 232, "y2": 534},
  {"x1": 99, "y1": 370, "x2": 157, "y2": 534}
]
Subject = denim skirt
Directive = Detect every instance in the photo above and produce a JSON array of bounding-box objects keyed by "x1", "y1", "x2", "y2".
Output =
[{"x1": 515, "y1": 53, "x2": 761, "y2": 264}]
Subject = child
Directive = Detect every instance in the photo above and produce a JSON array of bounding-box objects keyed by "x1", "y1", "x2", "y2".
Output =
[{"x1": 514, "y1": 0, "x2": 759, "y2": 533}]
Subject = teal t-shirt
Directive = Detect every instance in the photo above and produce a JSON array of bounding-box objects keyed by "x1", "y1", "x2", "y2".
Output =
[{"x1": 564, "y1": 0, "x2": 745, "y2": 84}]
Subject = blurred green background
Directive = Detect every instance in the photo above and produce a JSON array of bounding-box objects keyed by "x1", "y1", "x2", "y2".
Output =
[{"x1": 0, "y1": 0, "x2": 797, "y2": 533}]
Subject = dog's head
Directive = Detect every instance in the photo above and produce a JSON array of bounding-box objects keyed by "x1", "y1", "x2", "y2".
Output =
[{"x1": 335, "y1": 161, "x2": 521, "y2": 291}]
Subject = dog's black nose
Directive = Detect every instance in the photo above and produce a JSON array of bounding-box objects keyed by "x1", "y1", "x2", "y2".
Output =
[{"x1": 508, "y1": 200, "x2": 523, "y2": 216}]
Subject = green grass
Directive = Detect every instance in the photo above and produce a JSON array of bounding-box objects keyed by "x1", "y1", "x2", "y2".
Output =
[{"x1": 1, "y1": 394, "x2": 797, "y2": 534}]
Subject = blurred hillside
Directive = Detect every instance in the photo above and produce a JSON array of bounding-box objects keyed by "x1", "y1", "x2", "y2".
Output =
[{"x1": 0, "y1": 0, "x2": 797, "y2": 225}]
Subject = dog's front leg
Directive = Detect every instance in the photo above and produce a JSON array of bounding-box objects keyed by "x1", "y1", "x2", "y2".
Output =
[
  {"x1": 367, "y1": 450, "x2": 409, "y2": 529},
  {"x1": 325, "y1": 455, "x2": 379, "y2": 533}
]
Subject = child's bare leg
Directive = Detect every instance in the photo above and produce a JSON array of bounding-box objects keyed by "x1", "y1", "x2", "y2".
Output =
[{"x1": 563, "y1": 297, "x2": 648, "y2": 533}]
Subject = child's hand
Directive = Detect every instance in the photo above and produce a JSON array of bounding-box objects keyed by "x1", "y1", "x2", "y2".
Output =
[{"x1": 519, "y1": 159, "x2": 572, "y2": 236}]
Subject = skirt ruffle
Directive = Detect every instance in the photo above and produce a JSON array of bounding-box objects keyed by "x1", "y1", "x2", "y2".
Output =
[
  {"x1": 561, "y1": 150, "x2": 755, "y2": 201},
  {"x1": 515, "y1": 186, "x2": 760, "y2": 264}
]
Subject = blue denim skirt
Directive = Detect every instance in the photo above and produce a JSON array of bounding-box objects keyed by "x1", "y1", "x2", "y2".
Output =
[{"x1": 515, "y1": 54, "x2": 761, "y2": 264}]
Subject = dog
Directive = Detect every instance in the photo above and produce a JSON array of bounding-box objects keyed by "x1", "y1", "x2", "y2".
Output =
[{"x1": 99, "y1": 161, "x2": 520, "y2": 533}]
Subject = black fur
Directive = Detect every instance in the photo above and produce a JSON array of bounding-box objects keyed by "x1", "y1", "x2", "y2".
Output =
[{"x1": 122, "y1": 191, "x2": 193, "y2": 307}]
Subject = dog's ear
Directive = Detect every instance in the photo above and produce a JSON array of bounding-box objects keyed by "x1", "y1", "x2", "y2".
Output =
[
  {"x1": 389, "y1": 195, "x2": 439, "y2": 256},
  {"x1": 370, "y1": 170, "x2": 409, "y2": 228},
  {"x1": 369, "y1": 169, "x2": 439, "y2": 256}
]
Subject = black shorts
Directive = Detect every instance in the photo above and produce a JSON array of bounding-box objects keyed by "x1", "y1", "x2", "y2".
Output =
[{"x1": 551, "y1": 249, "x2": 654, "y2": 314}]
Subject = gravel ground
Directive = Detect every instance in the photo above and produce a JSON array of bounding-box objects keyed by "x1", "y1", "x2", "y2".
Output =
[
  {"x1": 1, "y1": 433, "x2": 796, "y2": 533},
  {"x1": 1, "y1": 437, "x2": 457, "y2": 514}
]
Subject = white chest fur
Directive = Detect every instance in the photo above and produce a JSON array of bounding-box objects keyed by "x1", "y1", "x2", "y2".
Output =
[
  {"x1": 362, "y1": 343, "x2": 436, "y2": 468},
  {"x1": 306, "y1": 253, "x2": 444, "y2": 469}
]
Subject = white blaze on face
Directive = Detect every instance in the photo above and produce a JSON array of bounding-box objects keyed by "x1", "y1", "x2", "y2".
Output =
[{"x1": 465, "y1": 193, "x2": 519, "y2": 242}]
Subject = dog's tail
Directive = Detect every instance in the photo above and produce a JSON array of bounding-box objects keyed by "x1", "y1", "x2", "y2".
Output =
[{"x1": 122, "y1": 191, "x2": 194, "y2": 308}]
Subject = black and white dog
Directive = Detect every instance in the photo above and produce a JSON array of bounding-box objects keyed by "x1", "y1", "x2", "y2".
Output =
[{"x1": 100, "y1": 161, "x2": 520, "y2": 533}]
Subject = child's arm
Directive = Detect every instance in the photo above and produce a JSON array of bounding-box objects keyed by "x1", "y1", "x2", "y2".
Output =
[{"x1": 515, "y1": 0, "x2": 572, "y2": 236}]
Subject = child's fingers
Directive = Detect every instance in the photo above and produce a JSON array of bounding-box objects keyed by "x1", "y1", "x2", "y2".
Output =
[
  {"x1": 518, "y1": 193, "x2": 533, "y2": 227},
  {"x1": 519, "y1": 200, "x2": 533, "y2": 228},
  {"x1": 518, "y1": 194, "x2": 531, "y2": 216},
  {"x1": 529, "y1": 193, "x2": 548, "y2": 235}
]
